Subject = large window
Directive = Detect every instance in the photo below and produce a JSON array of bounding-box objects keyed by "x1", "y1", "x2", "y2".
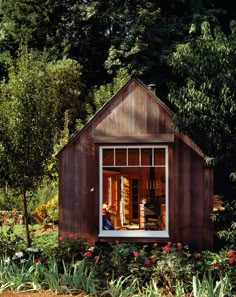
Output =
[{"x1": 99, "y1": 146, "x2": 169, "y2": 237}]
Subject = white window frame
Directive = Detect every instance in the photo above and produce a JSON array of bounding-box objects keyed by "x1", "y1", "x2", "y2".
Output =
[{"x1": 99, "y1": 145, "x2": 169, "y2": 238}]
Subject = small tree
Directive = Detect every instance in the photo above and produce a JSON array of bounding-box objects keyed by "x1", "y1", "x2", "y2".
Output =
[{"x1": 0, "y1": 46, "x2": 81, "y2": 246}]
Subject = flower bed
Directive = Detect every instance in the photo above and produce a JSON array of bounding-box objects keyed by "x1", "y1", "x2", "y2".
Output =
[{"x1": 1, "y1": 229, "x2": 235, "y2": 296}]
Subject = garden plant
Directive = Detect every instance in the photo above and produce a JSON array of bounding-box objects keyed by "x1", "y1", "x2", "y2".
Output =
[{"x1": 0, "y1": 220, "x2": 236, "y2": 297}]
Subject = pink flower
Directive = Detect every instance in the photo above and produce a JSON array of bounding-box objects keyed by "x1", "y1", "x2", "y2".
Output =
[
  {"x1": 228, "y1": 250, "x2": 235, "y2": 257},
  {"x1": 69, "y1": 233, "x2": 74, "y2": 239},
  {"x1": 85, "y1": 251, "x2": 92, "y2": 257},
  {"x1": 229, "y1": 257, "x2": 235, "y2": 264},
  {"x1": 144, "y1": 259, "x2": 151, "y2": 265},
  {"x1": 94, "y1": 255, "x2": 99, "y2": 262},
  {"x1": 150, "y1": 255, "x2": 156, "y2": 259},
  {"x1": 76, "y1": 233, "x2": 81, "y2": 238},
  {"x1": 84, "y1": 233, "x2": 92, "y2": 239},
  {"x1": 133, "y1": 251, "x2": 139, "y2": 257},
  {"x1": 194, "y1": 253, "x2": 201, "y2": 259},
  {"x1": 59, "y1": 236, "x2": 64, "y2": 241},
  {"x1": 167, "y1": 242, "x2": 172, "y2": 246},
  {"x1": 64, "y1": 232, "x2": 70, "y2": 236},
  {"x1": 153, "y1": 243, "x2": 158, "y2": 247},
  {"x1": 116, "y1": 240, "x2": 119, "y2": 244},
  {"x1": 163, "y1": 245, "x2": 169, "y2": 252},
  {"x1": 177, "y1": 243, "x2": 182, "y2": 248}
]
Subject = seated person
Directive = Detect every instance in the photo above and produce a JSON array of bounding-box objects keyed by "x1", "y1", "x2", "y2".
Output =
[{"x1": 102, "y1": 201, "x2": 114, "y2": 230}]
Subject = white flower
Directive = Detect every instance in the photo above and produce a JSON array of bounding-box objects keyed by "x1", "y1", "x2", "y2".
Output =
[
  {"x1": 14, "y1": 252, "x2": 24, "y2": 258},
  {"x1": 4, "y1": 257, "x2": 10, "y2": 264},
  {"x1": 26, "y1": 247, "x2": 39, "y2": 253}
]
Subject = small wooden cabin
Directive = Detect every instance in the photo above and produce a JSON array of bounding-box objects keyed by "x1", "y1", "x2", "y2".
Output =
[{"x1": 58, "y1": 78, "x2": 213, "y2": 249}]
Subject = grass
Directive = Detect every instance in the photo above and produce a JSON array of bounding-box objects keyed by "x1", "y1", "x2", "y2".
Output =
[
  {"x1": 1, "y1": 224, "x2": 58, "y2": 257},
  {"x1": 1, "y1": 224, "x2": 42, "y2": 235}
]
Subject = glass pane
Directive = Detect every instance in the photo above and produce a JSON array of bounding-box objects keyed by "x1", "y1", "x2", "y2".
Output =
[
  {"x1": 154, "y1": 167, "x2": 166, "y2": 197},
  {"x1": 115, "y1": 149, "x2": 127, "y2": 166},
  {"x1": 141, "y1": 148, "x2": 152, "y2": 166},
  {"x1": 143, "y1": 200, "x2": 166, "y2": 231},
  {"x1": 154, "y1": 148, "x2": 165, "y2": 166},
  {"x1": 101, "y1": 153, "x2": 167, "y2": 232},
  {"x1": 103, "y1": 149, "x2": 114, "y2": 166},
  {"x1": 128, "y1": 148, "x2": 139, "y2": 166}
]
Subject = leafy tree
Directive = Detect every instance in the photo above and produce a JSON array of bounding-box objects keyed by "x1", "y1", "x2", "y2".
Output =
[
  {"x1": 166, "y1": 21, "x2": 236, "y2": 199},
  {"x1": 84, "y1": 69, "x2": 131, "y2": 125},
  {"x1": 46, "y1": 58, "x2": 82, "y2": 132},
  {"x1": 0, "y1": 46, "x2": 81, "y2": 246}
]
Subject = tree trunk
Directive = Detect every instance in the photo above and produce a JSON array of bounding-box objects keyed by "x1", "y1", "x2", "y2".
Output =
[{"x1": 23, "y1": 191, "x2": 32, "y2": 247}]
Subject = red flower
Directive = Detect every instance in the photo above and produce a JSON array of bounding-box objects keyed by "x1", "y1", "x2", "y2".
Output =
[
  {"x1": 85, "y1": 251, "x2": 92, "y2": 257},
  {"x1": 194, "y1": 253, "x2": 201, "y2": 259},
  {"x1": 34, "y1": 258, "x2": 41, "y2": 263},
  {"x1": 133, "y1": 251, "x2": 139, "y2": 257},
  {"x1": 163, "y1": 245, "x2": 169, "y2": 252},
  {"x1": 177, "y1": 243, "x2": 182, "y2": 248},
  {"x1": 153, "y1": 243, "x2": 158, "y2": 247},
  {"x1": 59, "y1": 236, "x2": 64, "y2": 241},
  {"x1": 144, "y1": 259, "x2": 151, "y2": 265},
  {"x1": 69, "y1": 233, "x2": 74, "y2": 239},
  {"x1": 229, "y1": 257, "x2": 235, "y2": 264},
  {"x1": 76, "y1": 233, "x2": 81, "y2": 238},
  {"x1": 213, "y1": 263, "x2": 220, "y2": 267},
  {"x1": 228, "y1": 250, "x2": 235, "y2": 257},
  {"x1": 64, "y1": 232, "x2": 70, "y2": 236},
  {"x1": 94, "y1": 255, "x2": 99, "y2": 262}
]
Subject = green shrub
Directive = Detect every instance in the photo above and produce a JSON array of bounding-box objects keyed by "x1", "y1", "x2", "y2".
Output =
[
  {"x1": 211, "y1": 199, "x2": 236, "y2": 247},
  {"x1": 0, "y1": 223, "x2": 24, "y2": 257},
  {"x1": 54, "y1": 232, "x2": 91, "y2": 262},
  {"x1": 32, "y1": 231, "x2": 58, "y2": 257}
]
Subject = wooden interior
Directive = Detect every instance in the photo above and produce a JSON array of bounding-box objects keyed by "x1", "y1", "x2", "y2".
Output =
[
  {"x1": 102, "y1": 147, "x2": 167, "y2": 231},
  {"x1": 58, "y1": 79, "x2": 213, "y2": 249}
]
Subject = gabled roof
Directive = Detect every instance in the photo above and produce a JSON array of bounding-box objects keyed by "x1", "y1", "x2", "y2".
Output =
[{"x1": 57, "y1": 78, "x2": 206, "y2": 158}]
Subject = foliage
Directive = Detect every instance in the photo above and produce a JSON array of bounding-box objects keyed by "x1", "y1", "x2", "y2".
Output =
[
  {"x1": 87, "y1": 69, "x2": 130, "y2": 121},
  {"x1": 211, "y1": 200, "x2": 236, "y2": 247},
  {"x1": 55, "y1": 232, "x2": 92, "y2": 262},
  {"x1": 192, "y1": 271, "x2": 232, "y2": 297},
  {"x1": 101, "y1": 275, "x2": 139, "y2": 297},
  {"x1": 167, "y1": 21, "x2": 236, "y2": 156},
  {"x1": 33, "y1": 195, "x2": 58, "y2": 224},
  {"x1": 0, "y1": 223, "x2": 24, "y2": 257},
  {"x1": 0, "y1": 256, "x2": 97, "y2": 295},
  {"x1": 166, "y1": 21, "x2": 236, "y2": 200},
  {"x1": 0, "y1": 232, "x2": 236, "y2": 295},
  {"x1": 43, "y1": 258, "x2": 97, "y2": 295},
  {"x1": 31, "y1": 231, "x2": 58, "y2": 258}
]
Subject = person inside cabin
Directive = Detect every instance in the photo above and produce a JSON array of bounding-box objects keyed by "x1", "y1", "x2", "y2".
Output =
[{"x1": 102, "y1": 201, "x2": 114, "y2": 230}]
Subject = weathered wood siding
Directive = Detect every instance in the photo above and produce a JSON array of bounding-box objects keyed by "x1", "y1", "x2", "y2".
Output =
[
  {"x1": 58, "y1": 79, "x2": 213, "y2": 249},
  {"x1": 173, "y1": 136, "x2": 213, "y2": 249},
  {"x1": 94, "y1": 80, "x2": 173, "y2": 136}
]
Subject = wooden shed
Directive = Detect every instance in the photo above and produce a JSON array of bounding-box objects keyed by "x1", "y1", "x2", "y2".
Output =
[{"x1": 58, "y1": 78, "x2": 213, "y2": 250}]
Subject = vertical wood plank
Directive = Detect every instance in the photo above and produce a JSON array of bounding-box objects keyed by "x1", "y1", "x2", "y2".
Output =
[
  {"x1": 203, "y1": 168, "x2": 213, "y2": 249},
  {"x1": 190, "y1": 153, "x2": 204, "y2": 248},
  {"x1": 180, "y1": 143, "x2": 191, "y2": 245}
]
